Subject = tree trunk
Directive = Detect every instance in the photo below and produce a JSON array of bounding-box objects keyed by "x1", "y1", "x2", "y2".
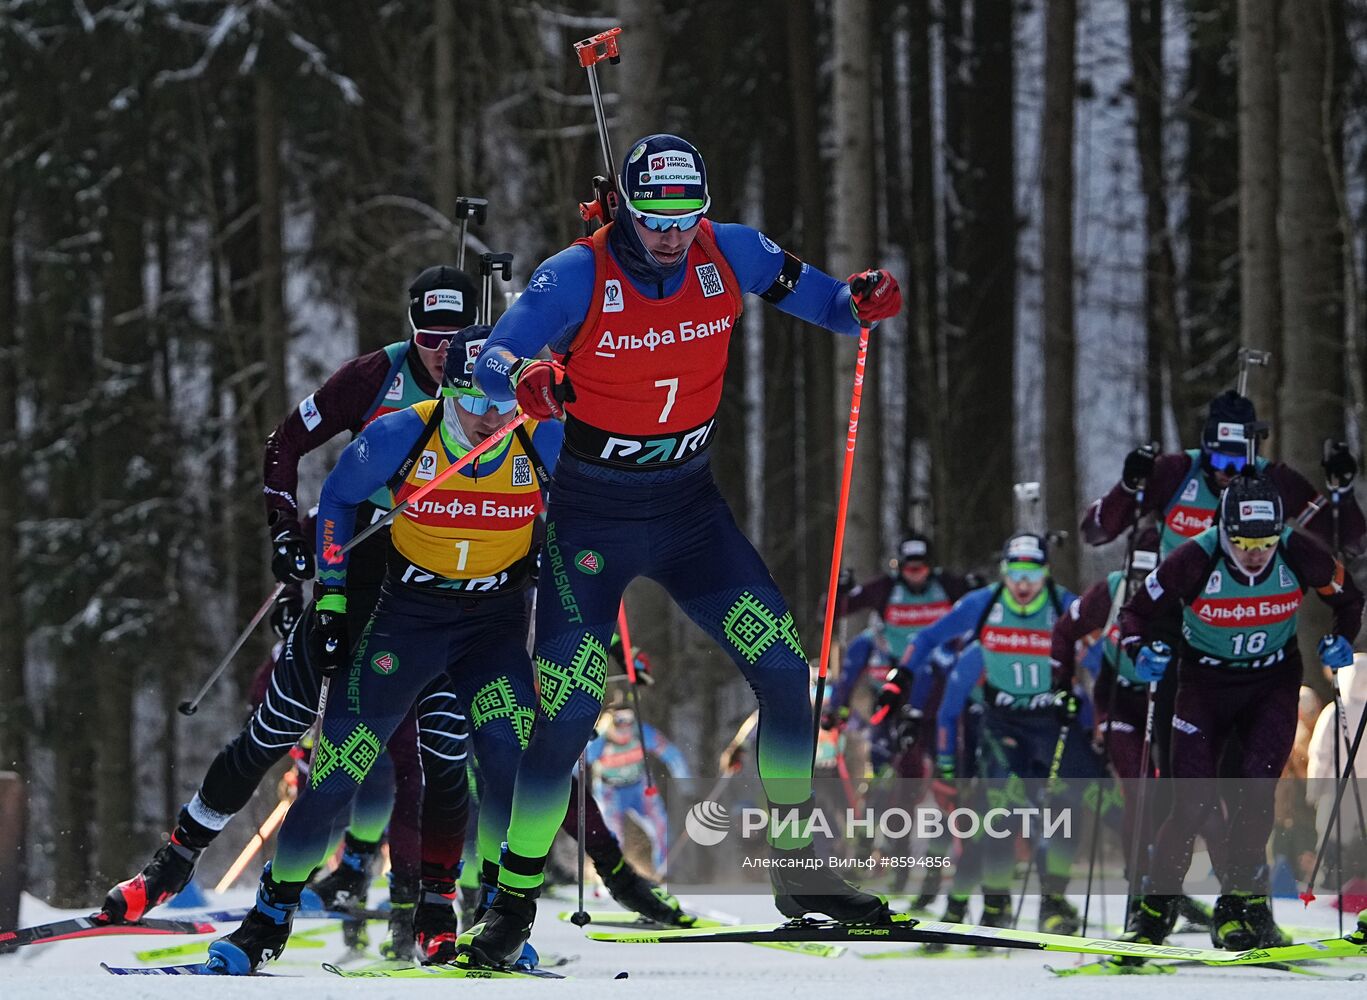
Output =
[
  {"x1": 943, "y1": 0, "x2": 1015, "y2": 566},
  {"x1": 830, "y1": 0, "x2": 882, "y2": 576},
  {"x1": 1278, "y1": 0, "x2": 1344, "y2": 475},
  {"x1": 1128, "y1": 0, "x2": 1187, "y2": 445},
  {"x1": 616, "y1": 0, "x2": 666, "y2": 151},
  {"x1": 1041, "y1": 0, "x2": 1079, "y2": 586},
  {"x1": 433, "y1": 0, "x2": 459, "y2": 223},
  {"x1": 0, "y1": 177, "x2": 24, "y2": 779},
  {"x1": 1239, "y1": 0, "x2": 1282, "y2": 441},
  {"x1": 256, "y1": 57, "x2": 289, "y2": 426}
]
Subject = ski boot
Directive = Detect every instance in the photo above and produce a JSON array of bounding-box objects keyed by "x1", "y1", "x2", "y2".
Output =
[
  {"x1": 205, "y1": 868, "x2": 300, "y2": 975},
  {"x1": 1349, "y1": 910, "x2": 1367, "y2": 945},
  {"x1": 1212, "y1": 893, "x2": 1288, "y2": 950},
  {"x1": 306, "y1": 832, "x2": 377, "y2": 912},
  {"x1": 907, "y1": 863, "x2": 943, "y2": 911},
  {"x1": 920, "y1": 893, "x2": 969, "y2": 954},
  {"x1": 100, "y1": 835, "x2": 201, "y2": 922},
  {"x1": 600, "y1": 856, "x2": 696, "y2": 927},
  {"x1": 415, "y1": 888, "x2": 460, "y2": 964},
  {"x1": 1174, "y1": 894, "x2": 1213, "y2": 933},
  {"x1": 380, "y1": 878, "x2": 417, "y2": 962},
  {"x1": 1038, "y1": 893, "x2": 1081, "y2": 935},
  {"x1": 1114, "y1": 894, "x2": 1178, "y2": 966},
  {"x1": 770, "y1": 844, "x2": 890, "y2": 923},
  {"x1": 456, "y1": 884, "x2": 540, "y2": 969}
]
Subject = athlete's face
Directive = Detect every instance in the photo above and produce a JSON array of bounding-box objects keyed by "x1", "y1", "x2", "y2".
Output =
[
  {"x1": 1227, "y1": 536, "x2": 1278, "y2": 576},
  {"x1": 632, "y1": 211, "x2": 701, "y2": 268},
  {"x1": 453, "y1": 393, "x2": 516, "y2": 445},
  {"x1": 1002, "y1": 564, "x2": 1047, "y2": 606},
  {"x1": 413, "y1": 329, "x2": 458, "y2": 384},
  {"x1": 900, "y1": 561, "x2": 931, "y2": 589}
]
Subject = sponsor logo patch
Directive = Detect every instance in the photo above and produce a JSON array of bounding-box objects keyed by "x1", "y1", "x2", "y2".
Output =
[
  {"x1": 1144, "y1": 571, "x2": 1163, "y2": 600},
  {"x1": 424, "y1": 289, "x2": 464, "y2": 312},
  {"x1": 575, "y1": 549, "x2": 603, "y2": 575},
  {"x1": 1205, "y1": 570, "x2": 1222, "y2": 595},
  {"x1": 527, "y1": 269, "x2": 557, "y2": 292},
  {"x1": 628, "y1": 142, "x2": 648, "y2": 163},
  {"x1": 299, "y1": 393, "x2": 322, "y2": 431},
  {"x1": 603, "y1": 278, "x2": 624, "y2": 313},
  {"x1": 385, "y1": 372, "x2": 405, "y2": 400},
  {"x1": 1180, "y1": 478, "x2": 1200, "y2": 502},
  {"x1": 511, "y1": 454, "x2": 533, "y2": 487},
  {"x1": 1216, "y1": 422, "x2": 1247, "y2": 443},
  {"x1": 371, "y1": 651, "x2": 399, "y2": 676},
  {"x1": 415, "y1": 450, "x2": 437, "y2": 482},
  {"x1": 1238, "y1": 500, "x2": 1277, "y2": 521},
  {"x1": 758, "y1": 232, "x2": 782, "y2": 254},
  {"x1": 696, "y1": 263, "x2": 724, "y2": 298},
  {"x1": 1279, "y1": 565, "x2": 1295, "y2": 589}
]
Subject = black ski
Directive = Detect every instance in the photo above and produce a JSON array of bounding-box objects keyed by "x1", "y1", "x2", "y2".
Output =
[{"x1": 0, "y1": 915, "x2": 215, "y2": 954}]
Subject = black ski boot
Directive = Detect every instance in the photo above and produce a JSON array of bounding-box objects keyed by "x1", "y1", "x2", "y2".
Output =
[
  {"x1": 307, "y1": 833, "x2": 377, "y2": 912},
  {"x1": 205, "y1": 868, "x2": 300, "y2": 975},
  {"x1": 921, "y1": 893, "x2": 969, "y2": 954},
  {"x1": 101, "y1": 836, "x2": 201, "y2": 923},
  {"x1": 770, "y1": 844, "x2": 890, "y2": 922},
  {"x1": 1174, "y1": 894, "x2": 1213, "y2": 933},
  {"x1": 600, "y1": 857, "x2": 695, "y2": 927},
  {"x1": 907, "y1": 863, "x2": 943, "y2": 910},
  {"x1": 415, "y1": 889, "x2": 460, "y2": 964},
  {"x1": 1350, "y1": 910, "x2": 1367, "y2": 944},
  {"x1": 980, "y1": 892, "x2": 1013, "y2": 928},
  {"x1": 381, "y1": 877, "x2": 418, "y2": 962},
  {"x1": 1039, "y1": 893, "x2": 1081, "y2": 935},
  {"x1": 1115, "y1": 894, "x2": 1178, "y2": 965},
  {"x1": 456, "y1": 884, "x2": 539, "y2": 969},
  {"x1": 1213, "y1": 894, "x2": 1288, "y2": 950}
]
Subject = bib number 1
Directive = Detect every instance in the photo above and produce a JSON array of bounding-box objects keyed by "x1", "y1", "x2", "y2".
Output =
[{"x1": 655, "y1": 377, "x2": 678, "y2": 423}]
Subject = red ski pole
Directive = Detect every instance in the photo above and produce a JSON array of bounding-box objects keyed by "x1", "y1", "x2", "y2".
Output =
[
  {"x1": 811, "y1": 323, "x2": 872, "y2": 754},
  {"x1": 616, "y1": 601, "x2": 658, "y2": 796}
]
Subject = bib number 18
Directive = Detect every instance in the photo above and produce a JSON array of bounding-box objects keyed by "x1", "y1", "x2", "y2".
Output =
[{"x1": 1230, "y1": 631, "x2": 1267, "y2": 657}]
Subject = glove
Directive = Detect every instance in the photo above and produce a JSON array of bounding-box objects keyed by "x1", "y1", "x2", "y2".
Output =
[
  {"x1": 1134, "y1": 641, "x2": 1172, "y2": 683},
  {"x1": 891, "y1": 705, "x2": 924, "y2": 752},
  {"x1": 270, "y1": 530, "x2": 315, "y2": 584},
  {"x1": 847, "y1": 269, "x2": 902, "y2": 324},
  {"x1": 629, "y1": 649, "x2": 654, "y2": 685},
  {"x1": 1323, "y1": 440, "x2": 1357, "y2": 492},
  {"x1": 1319, "y1": 634, "x2": 1354, "y2": 671},
  {"x1": 511, "y1": 358, "x2": 575, "y2": 420},
  {"x1": 720, "y1": 744, "x2": 747, "y2": 775},
  {"x1": 307, "y1": 591, "x2": 349, "y2": 676},
  {"x1": 869, "y1": 680, "x2": 904, "y2": 727},
  {"x1": 270, "y1": 593, "x2": 302, "y2": 639},
  {"x1": 1122, "y1": 443, "x2": 1159, "y2": 492}
]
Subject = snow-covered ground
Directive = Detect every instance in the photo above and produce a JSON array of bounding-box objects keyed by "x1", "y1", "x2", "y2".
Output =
[{"x1": 1, "y1": 888, "x2": 1360, "y2": 998}]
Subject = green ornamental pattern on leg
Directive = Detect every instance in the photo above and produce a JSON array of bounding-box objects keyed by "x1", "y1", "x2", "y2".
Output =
[
  {"x1": 311, "y1": 724, "x2": 383, "y2": 789},
  {"x1": 723, "y1": 592, "x2": 805, "y2": 663},
  {"x1": 536, "y1": 634, "x2": 608, "y2": 720},
  {"x1": 471, "y1": 676, "x2": 535, "y2": 749}
]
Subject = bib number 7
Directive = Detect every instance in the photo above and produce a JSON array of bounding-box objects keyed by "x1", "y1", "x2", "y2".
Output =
[{"x1": 655, "y1": 377, "x2": 679, "y2": 423}]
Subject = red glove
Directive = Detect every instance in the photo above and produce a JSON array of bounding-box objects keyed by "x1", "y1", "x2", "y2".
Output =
[
  {"x1": 848, "y1": 269, "x2": 902, "y2": 324},
  {"x1": 511, "y1": 359, "x2": 575, "y2": 420}
]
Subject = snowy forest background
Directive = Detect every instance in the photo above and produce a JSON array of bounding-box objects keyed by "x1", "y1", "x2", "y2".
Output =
[{"x1": 1, "y1": 0, "x2": 1364, "y2": 905}]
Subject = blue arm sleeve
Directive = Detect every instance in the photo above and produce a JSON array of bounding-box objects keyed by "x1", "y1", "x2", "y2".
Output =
[
  {"x1": 530, "y1": 419, "x2": 564, "y2": 475},
  {"x1": 831, "y1": 633, "x2": 875, "y2": 711},
  {"x1": 712, "y1": 223, "x2": 861, "y2": 337},
  {"x1": 936, "y1": 644, "x2": 984, "y2": 758},
  {"x1": 315, "y1": 408, "x2": 429, "y2": 588},
  {"x1": 1080, "y1": 640, "x2": 1103, "y2": 681},
  {"x1": 902, "y1": 588, "x2": 995, "y2": 675},
  {"x1": 474, "y1": 246, "x2": 596, "y2": 401},
  {"x1": 644, "y1": 725, "x2": 692, "y2": 780},
  {"x1": 908, "y1": 645, "x2": 957, "y2": 712},
  {"x1": 585, "y1": 734, "x2": 605, "y2": 767}
]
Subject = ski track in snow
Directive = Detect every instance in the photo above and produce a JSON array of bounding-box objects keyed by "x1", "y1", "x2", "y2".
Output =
[{"x1": 1, "y1": 889, "x2": 1359, "y2": 997}]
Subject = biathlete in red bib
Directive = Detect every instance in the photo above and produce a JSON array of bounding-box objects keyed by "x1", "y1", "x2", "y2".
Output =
[{"x1": 461, "y1": 133, "x2": 904, "y2": 966}]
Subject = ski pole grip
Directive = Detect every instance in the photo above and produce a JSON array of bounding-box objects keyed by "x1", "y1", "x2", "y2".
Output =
[
  {"x1": 481, "y1": 251, "x2": 514, "y2": 282},
  {"x1": 453, "y1": 196, "x2": 489, "y2": 224},
  {"x1": 575, "y1": 27, "x2": 622, "y2": 67}
]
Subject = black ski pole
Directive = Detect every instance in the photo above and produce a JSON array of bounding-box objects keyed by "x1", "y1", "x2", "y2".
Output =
[
  {"x1": 571, "y1": 752, "x2": 591, "y2": 926},
  {"x1": 453, "y1": 196, "x2": 489, "y2": 271},
  {"x1": 1301, "y1": 692, "x2": 1367, "y2": 905},
  {"x1": 1124, "y1": 648, "x2": 1165, "y2": 918},
  {"x1": 179, "y1": 582, "x2": 287, "y2": 715},
  {"x1": 1013, "y1": 703, "x2": 1073, "y2": 929}
]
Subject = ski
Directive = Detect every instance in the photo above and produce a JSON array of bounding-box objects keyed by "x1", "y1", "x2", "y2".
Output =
[
  {"x1": 322, "y1": 960, "x2": 568, "y2": 980},
  {"x1": 560, "y1": 910, "x2": 843, "y2": 958},
  {"x1": 585, "y1": 912, "x2": 1367, "y2": 966},
  {"x1": 134, "y1": 925, "x2": 334, "y2": 962},
  {"x1": 1046, "y1": 961, "x2": 1175, "y2": 977},
  {"x1": 0, "y1": 915, "x2": 215, "y2": 954},
  {"x1": 192, "y1": 905, "x2": 389, "y2": 923},
  {"x1": 100, "y1": 961, "x2": 277, "y2": 977},
  {"x1": 858, "y1": 946, "x2": 996, "y2": 961}
]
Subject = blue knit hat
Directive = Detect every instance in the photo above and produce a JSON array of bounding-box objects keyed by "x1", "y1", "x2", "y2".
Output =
[{"x1": 620, "y1": 134, "x2": 710, "y2": 213}]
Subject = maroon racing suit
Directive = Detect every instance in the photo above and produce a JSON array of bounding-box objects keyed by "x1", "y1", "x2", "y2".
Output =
[{"x1": 1118, "y1": 532, "x2": 1363, "y2": 894}]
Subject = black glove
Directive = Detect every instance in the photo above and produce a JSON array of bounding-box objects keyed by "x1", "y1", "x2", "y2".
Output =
[
  {"x1": 1323, "y1": 440, "x2": 1357, "y2": 492},
  {"x1": 270, "y1": 593, "x2": 302, "y2": 639},
  {"x1": 890, "y1": 704, "x2": 924, "y2": 752},
  {"x1": 1035, "y1": 689, "x2": 1079, "y2": 722},
  {"x1": 271, "y1": 530, "x2": 315, "y2": 584},
  {"x1": 1122, "y1": 443, "x2": 1159, "y2": 492},
  {"x1": 307, "y1": 591, "x2": 349, "y2": 676}
]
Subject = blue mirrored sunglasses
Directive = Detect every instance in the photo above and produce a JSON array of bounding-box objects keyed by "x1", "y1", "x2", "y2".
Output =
[
  {"x1": 627, "y1": 204, "x2": 705, "y2": 233},
  {"x1": 1005, "y1": 567, "x2": 1046, "y2": 584},
  {"x1": 1207, "y1": 450, "x2": 1247, "y2": 473},
  {"x1": 453, "y1": 391, "x2": 516, "y2": 416}
]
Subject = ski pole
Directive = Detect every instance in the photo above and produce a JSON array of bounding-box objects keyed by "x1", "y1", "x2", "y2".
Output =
[
  {"x1": 1301, "y1": 692, "x2": 1367, "y2": 904},
  {"x1": 321, "y1": 413, "x2": 530, "y2": 565},
  {"x1": 480, "y1": 251, "x2": 513, "y2": 325},
  {"x1": 453, "y1": 196, "x2": 489, "y2": 271},
  {"x1": 214, "y1": 798, "x2": 291, "y2": 893},
  {"x1": 1124, "y1": 665, "x2": 1163, "y2": 915},
  {"x1": 615, "y1": 602, "x2": 658, "y2": 797},
  {"x1": 812, "y1": 323, "x2": 873, "y2": 757},
  {"x1": 178, "y1": 582, "x2": 287, "y2": 716},
  {"x1": 1235, "y1": 347, "x2": 1271, "y2": 398},
  {"x1": 662, "y1": 715, "x2": 756, "y2": 871},
  {"x1": 570, "y1": 752, "x2": 590, "y2": 926},
  {"x1": 572, "y1": 26, "x2": 623, "y2": 228},
  {"x1": 1013, "y1": 707, "x2": 1073, "y2": 928}
]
